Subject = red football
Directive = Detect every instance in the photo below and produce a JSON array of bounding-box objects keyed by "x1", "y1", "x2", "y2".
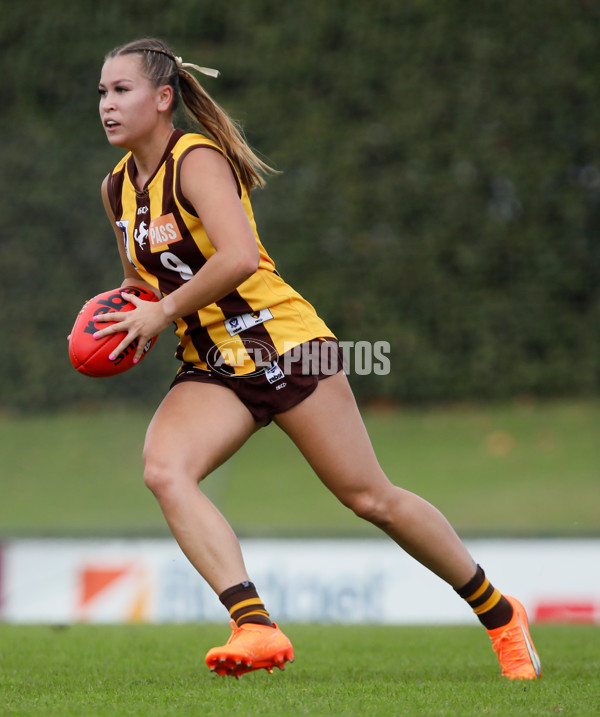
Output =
[{"x1": 69, "y1": 286, "x2": 159, "y2": 377}]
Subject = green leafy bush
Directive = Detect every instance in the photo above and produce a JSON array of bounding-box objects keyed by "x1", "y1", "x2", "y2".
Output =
[{"x1": 1, "y1": 0, "x2": 598, "y2": 409}]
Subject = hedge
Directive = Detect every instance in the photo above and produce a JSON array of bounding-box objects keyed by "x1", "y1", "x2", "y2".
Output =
[{"x1": 1, "y1": 0, "x2": 598, "y2": 409}]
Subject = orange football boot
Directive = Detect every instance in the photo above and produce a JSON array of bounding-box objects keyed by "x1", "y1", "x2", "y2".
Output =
[
  {"x1": 487, "y1": 596, "x2": 541, "y2": 679},
  {"x1": 206, "y1": 621, "x2": 294, "y2": 677}
]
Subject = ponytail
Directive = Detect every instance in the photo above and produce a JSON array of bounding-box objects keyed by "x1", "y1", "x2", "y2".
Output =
[
  {"x1": 105, "y1": 38, "x2": 277, "y2": 191},
  {"x1": 177, "y1": 70, "x2": 275, "y2": 191}
]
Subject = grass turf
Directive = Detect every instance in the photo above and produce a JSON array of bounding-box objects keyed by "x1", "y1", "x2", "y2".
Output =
[
  {"x1": 2, "y1": 402, "x2": 598, "y2": 715},
  {"x1": 1, "y1": 623, "x2": 598, "y2": 716}
]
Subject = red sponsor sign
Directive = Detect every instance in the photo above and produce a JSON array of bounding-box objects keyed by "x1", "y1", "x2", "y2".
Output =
[{"x1": 534, "y1": 601, "x2": 599, "y2": 624}]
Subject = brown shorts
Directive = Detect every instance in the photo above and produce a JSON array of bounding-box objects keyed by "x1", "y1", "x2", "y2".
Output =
[{"x1": 169, "y1": 338, "x2": 345, "y2": 423}]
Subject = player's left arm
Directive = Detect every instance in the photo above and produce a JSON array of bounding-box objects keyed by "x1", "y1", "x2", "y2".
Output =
[
  {"x1": 159, "y1": 147, "x2": 260, "y2": 321},
  {"x1": 93, "y1": 149, "x2": 259, "y2": 361}
]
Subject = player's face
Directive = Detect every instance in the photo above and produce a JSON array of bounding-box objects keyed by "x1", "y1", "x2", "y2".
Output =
[{"x1": 98, "y1": 55, "x2": 168, "y2": 149}]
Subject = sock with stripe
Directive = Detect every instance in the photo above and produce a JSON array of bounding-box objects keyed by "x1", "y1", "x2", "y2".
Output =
[
  {"x1": 455, "y1": 564, "x2": 514, "y2": 630},
  {"x1": 219, "y1": 581, "x2": 274, "y2": 628}
]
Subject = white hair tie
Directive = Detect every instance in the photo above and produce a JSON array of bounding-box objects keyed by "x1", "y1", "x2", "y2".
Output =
[{"x1": 174, "y1": 56, "x2": 220, "y2": 78}]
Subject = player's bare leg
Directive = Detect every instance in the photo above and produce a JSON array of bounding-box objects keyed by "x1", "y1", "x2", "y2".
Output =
[
  {"x1": 275, "y1": 371, "x2": 541, "y2": 679},
  {"x1": 143, "y1": 381, "x2": 260, "y2": 593},
  {"x1": 144, "y1": 380, "x2": 294, "y2": 676},
  {"x1": 274, "y1": 370, "x2": 476, "y2": 588}
]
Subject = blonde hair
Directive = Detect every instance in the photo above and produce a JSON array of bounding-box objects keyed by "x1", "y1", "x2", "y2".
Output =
[{"x1": 105, "y1": 38, "x2": 276, "y2": 190}]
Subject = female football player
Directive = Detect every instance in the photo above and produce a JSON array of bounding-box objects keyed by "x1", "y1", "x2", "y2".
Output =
[{"x1": 93, "y1": 38, "x2": 540, "y2": 680}]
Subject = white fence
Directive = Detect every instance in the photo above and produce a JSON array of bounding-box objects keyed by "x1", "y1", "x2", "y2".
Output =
[{"x1": 1, "y1": 538, "x2": 599, "y2": 625}]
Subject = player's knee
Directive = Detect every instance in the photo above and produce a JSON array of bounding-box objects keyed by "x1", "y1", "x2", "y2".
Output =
[
  {"x1": 143, "y1": 460, "x2": 175, "y2": 499},
  {"x1": 344, "y1": 485, "x2": 399, "y2": 529},
  {"x1": 344, "y1": 490, "x2": 385, "y2": 524},
  {"x1": 143, "y1": 456, "x2": 194, "y2": 499},
  {"x1": 143, "y1": 450, "x2": 210, "y2": 500}
]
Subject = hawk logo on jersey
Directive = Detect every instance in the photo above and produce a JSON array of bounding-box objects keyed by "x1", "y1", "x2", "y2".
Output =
[{"x1": 134, "y1": 221, "x2": 148, "y2": 249}]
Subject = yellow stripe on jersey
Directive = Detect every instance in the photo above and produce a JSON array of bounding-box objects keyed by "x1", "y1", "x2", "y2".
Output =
[{"x1": 109, "y1": 130, "x2": 333, "y2": 374}]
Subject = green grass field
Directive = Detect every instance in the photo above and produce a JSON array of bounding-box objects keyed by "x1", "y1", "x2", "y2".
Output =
[
  {"x1": 2, "y1": 401, "x2": 598, "y2": 716},
  {"x1": 1, "y1": 399, "x2": 598, "y2": 537},
  {"x1": 2, "y1": 623, "x2": 598, "y2": 716}
]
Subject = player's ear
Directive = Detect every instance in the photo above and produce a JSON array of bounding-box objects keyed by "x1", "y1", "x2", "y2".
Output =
[{"x1": 156, "y1": 84, "x2": 174, "y2": 113}]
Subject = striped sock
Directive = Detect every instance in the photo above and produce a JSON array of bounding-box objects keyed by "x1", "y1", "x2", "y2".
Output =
[
  {"x1": 219, "y1": 581, "x2": 273, "y2": 628},
  {"x1": 455, "y1": 565, "x2": 514, "y2": 630}
]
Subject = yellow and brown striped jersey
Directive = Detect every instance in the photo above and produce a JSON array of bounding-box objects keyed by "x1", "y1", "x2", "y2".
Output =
[{"x1": 106, "y1": 130, "x2": 333, "y2": 375}]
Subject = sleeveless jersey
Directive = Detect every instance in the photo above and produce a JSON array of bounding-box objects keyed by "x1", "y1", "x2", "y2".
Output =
[{"x1": 106, "y1": 130, "x2": 333, "y2": 375}]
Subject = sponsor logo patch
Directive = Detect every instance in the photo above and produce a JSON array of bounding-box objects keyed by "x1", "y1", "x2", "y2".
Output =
[
  {"x1": 265, "y1": 362, "x2": 285, "y2": 384},
  {"x1": 224, "y1": 309, "x2": 274, "y2": 336},
  {"x1": 149, "y1": 213, "x2": 183, "y2": 252}
]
